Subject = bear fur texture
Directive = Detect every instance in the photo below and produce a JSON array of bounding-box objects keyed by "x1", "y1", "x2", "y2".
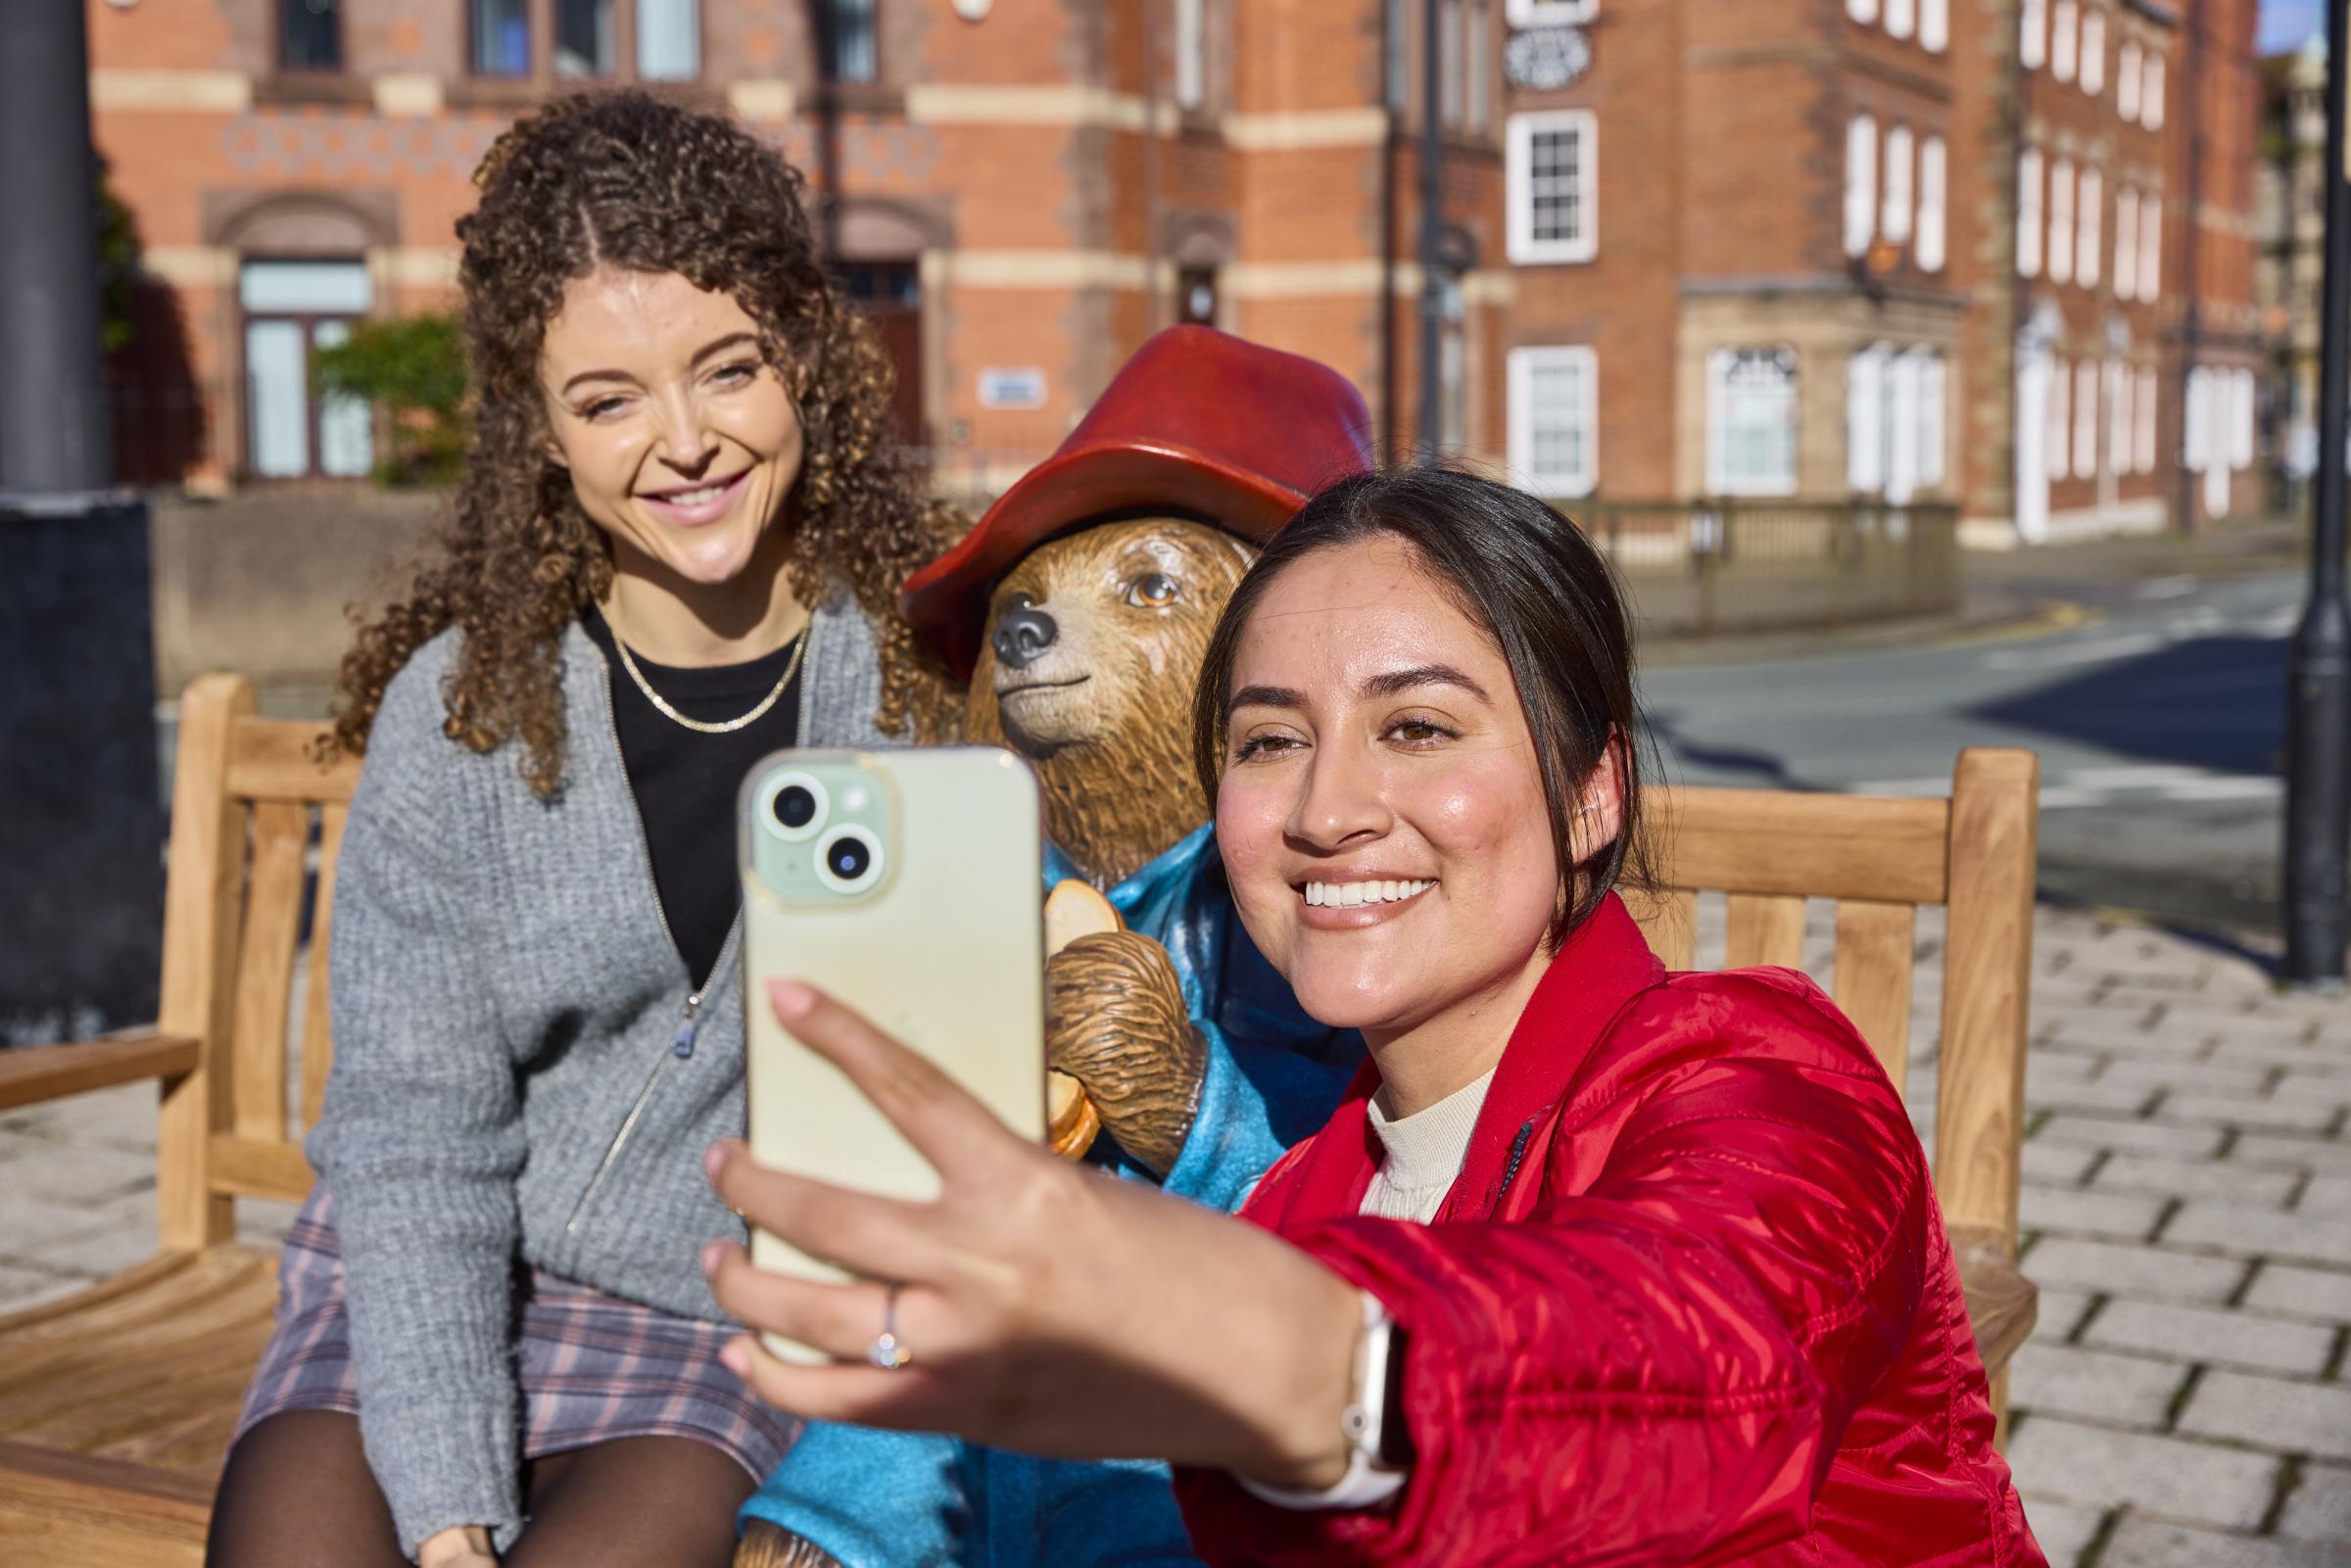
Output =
[
  {"x1": 1044, "y1": 930, "x2": 1203, "y2": 1176},
  {"x1": 961, "y1": 518, "x2": 1256, "y2": 890}
]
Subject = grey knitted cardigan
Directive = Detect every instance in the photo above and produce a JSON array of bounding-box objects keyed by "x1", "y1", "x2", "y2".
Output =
[{"x1": 309, "y1": 597, "x2": 893, "y2": 1556}]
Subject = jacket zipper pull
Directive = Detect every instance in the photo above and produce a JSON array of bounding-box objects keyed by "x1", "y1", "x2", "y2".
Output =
[
  {"x1": 671, "y1": 993, "x2": 704, "y2": 1060},
  {"x1": 1493, "y1": 1119, "x2": 1538, "y2": 1206}
]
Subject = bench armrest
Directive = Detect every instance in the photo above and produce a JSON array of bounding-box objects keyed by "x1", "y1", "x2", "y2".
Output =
[{"x1": 0, "y1": 1032, "x2": 201, "y2": 1114}]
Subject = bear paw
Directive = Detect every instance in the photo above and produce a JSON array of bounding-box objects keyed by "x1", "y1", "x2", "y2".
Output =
[{"x1": 1044, "y1": 930, "x2": 1205, "y2": 1178}]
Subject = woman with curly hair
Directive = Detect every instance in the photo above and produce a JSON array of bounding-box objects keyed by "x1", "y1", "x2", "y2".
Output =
[{"x1": 205, "y1": 91, "x2": 959, "y2": 1568}]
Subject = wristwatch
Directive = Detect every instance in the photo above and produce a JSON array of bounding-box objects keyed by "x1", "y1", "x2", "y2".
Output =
[{"x1": 1236, "y1": 1291, "x2": 1411, "y2": 1510}]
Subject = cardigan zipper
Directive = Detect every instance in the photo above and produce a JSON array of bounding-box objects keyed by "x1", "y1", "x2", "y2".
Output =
[
  {"x1": 565, "y1": 991, "x2": 694, "y2": 1233},
  {"x1": 564, "y1": 620, "x2": 785, "y2": 1235}
]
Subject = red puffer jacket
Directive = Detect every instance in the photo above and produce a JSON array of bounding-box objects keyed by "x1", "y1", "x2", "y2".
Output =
[{"x1": 1176, "y1": 893, "x2": 2044, "y2": 1568}]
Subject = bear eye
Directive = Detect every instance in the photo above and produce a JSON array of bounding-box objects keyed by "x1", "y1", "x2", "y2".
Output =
[{"x1": 1125, "y1": 572, "x2": 1179, "y2": 609}]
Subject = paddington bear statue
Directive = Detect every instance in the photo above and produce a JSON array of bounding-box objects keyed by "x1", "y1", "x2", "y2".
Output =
[{"x1": 734, "y1": 327, "x2": 1380, "y2": 1568}]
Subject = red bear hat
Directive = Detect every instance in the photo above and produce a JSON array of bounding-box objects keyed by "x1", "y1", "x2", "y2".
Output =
[{"x1": 900, "y1": 325, "x2": 1377, "y2": 681}]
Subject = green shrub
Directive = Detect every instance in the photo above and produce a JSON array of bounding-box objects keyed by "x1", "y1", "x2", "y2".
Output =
[
  {"x1": 312, "y1": 312, "x2": 471, "y2": 487},
  {"x1": 95, "y1": 165, "x2": 142, "y2": 356}
]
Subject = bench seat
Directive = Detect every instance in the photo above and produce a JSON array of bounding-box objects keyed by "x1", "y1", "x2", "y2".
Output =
[{"x1": 0, "y1": 1243, "x2": 280, "y2": 1564}]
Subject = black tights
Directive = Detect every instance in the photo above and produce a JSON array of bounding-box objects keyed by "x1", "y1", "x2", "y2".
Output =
[{"x1": 205, "y1": 1410, "x2": 756, "y2": 1568}]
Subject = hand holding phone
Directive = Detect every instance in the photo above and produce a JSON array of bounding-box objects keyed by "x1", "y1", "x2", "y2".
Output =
[{"x1": 740, "y1": 747, "x2": 1045, "y2": 1360}]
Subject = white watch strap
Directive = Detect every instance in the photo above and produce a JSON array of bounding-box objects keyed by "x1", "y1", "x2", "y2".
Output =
[{"x1": 1235, "y1": 1291, "x2": 1408, "y2": 1511}]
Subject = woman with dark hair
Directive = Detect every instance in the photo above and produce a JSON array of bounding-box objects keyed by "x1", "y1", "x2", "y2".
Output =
[
  {"x1": 207, "y1": 91, "x2": 961, "y2": 1568},
  {"x1": 703, "y1": 467, "x2": 2047, "y2": 1568}
]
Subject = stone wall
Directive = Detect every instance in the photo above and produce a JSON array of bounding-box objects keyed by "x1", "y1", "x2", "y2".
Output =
[{"x1": 148, "y1": 486, "x2": 442, "y2": 698}]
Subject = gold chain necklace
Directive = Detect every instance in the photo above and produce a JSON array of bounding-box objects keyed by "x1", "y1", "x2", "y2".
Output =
[{"x1": 601, "y1": 598, "x2": 808, "y2": 736}]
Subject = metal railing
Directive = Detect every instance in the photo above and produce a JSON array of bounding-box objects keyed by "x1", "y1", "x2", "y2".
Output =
[{"x1": 1569, "y1": 498, "x2": 1963, "y2": 638}]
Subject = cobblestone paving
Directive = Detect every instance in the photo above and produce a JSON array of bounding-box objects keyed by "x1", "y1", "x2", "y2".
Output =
[{"x1": 2, "y1": 905, "x2": 2347, "y2": 1566}]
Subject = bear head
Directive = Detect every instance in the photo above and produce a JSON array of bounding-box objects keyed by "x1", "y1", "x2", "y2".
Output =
[{"x1": 961, "y1": 517, "x2": 1256, "y2": 888}]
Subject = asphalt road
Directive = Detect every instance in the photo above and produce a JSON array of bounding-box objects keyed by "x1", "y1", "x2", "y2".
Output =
[{"x1": 1639, "y1": 567, "x2": 2306, "y2": 936}]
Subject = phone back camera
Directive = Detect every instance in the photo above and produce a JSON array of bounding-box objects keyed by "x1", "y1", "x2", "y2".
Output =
[
  {"x1": 773, "y1": 784, "x2": 819, "y2": 832},
  {"x1": 828, "y1": 835, "x2": 870, "y2": 880},
  {"x1": 815, "y1": 825, "x2": 884, "y2": 894},
  {"x1": 762, "y1": 772, "x2": 829, "y2": 843}
]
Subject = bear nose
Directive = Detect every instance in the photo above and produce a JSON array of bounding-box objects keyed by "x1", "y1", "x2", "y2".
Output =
[{"x1": 991, "y1": 603, "x2": 1059, "y2": 669}]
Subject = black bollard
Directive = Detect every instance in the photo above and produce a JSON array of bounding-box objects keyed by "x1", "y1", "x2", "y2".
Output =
[
  {"x1": 2283, "y1": 2, "x2": 2351, "y2": 987},
  {"x1": 0, "y1": 2, "x2": 164, "y2": 1039}
]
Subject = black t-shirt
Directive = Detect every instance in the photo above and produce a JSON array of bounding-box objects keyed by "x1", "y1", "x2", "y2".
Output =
[{"x1": 580, "y1": 605, "x2": 803, "y2": 991}]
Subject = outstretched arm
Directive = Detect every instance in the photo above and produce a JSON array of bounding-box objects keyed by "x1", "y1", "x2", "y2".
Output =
[{"x1": 701, "y1": 979, "x2": 1365, "y2": 1490}]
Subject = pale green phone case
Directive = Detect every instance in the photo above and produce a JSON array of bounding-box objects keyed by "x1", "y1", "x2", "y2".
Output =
[{"x1": 739, "y1": 745, "x2": 1045, "y2": 1362}]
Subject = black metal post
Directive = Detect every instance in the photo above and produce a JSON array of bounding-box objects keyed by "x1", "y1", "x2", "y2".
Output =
[
  {"x1": 808, "y1": 0, "x2": 841, "y2": 266},
  {"x1": 0, "y1": 1, "x2": 163, "y2": 1040},
  {"x1": 2283, "y1": 0, "x2": 2351, "y2": 986},
  {"x1": 1417, "y1": 0, "x2": 1444, "y2": 458},
  {"x1": 2176, "y1": 0, "x2": 2208, "y2": 535}
]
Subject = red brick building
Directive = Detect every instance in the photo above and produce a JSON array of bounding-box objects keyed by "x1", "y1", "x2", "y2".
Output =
[
  {"x1": 87, "y1": 0, "x2": 1505, "y2": 499},
  {"x1": 1490, "y1": 0, "x2": 2263, "y2": 543},
  {"x1": 1496, "y1": 0, "x2": 1963, "y2": 513},
  {"x1": 1990, "y1": 0, "x2": 2262, "y2": 543},
  {"x1": 1996, "y1": 0, "x2": 2182, "y2": 544},
  {"x1": 91, "y1": 0, "x2": 2263, "y2": 540},
  {"x1": 2165, "y1": 0, "x2": 2268, "y2": 530}
]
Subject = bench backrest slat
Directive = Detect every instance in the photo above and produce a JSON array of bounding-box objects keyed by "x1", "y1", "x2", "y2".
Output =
[
  {"x1": 155, "y1": 677, "x2": 255, "y2": 1251},
  {"x1": 156, "y1": 680, "x2": 360, "y2": 1242},
  {"x1": 1655, "y1": 788, "x2": 1950, "y2": 904},
  {"x1": 1935, "y1": 749, "x2": 2040, "y2": 1247},
  {"x1": 1832, "y1": 898, "x2": 1918, "y2": 1098},
  {"x1": 222, "y1": 725, "x2": 360, "y2": 805},
  {"x1": 1724, "y1": 891, "x2": 1807, "y2": 970},
  {"x1": 229, "y1": 801, "x2": 307, "y2": 1146}
]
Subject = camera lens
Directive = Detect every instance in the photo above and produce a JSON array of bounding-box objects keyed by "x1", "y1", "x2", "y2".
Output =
[
  {"x1": 826, "y1": 834, "x2": 872, "y2": 882},
  {"x1": 815, "y1": 824, "x2": 884, "y2": 893},
  {"x1": 773, "y1": 784, "x2": 818, "y2": 832}
]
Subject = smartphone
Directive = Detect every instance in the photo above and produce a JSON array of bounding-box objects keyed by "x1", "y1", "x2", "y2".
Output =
[{"x1": 740, "y1": 746, "x2": 1045, "y2": 1361}]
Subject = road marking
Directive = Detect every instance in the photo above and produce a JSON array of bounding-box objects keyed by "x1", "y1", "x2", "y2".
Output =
[
  {"x1": 1846, "y1": 765, "x2": 2281, "y2": 810},
  {"x1": 1971, "y1": 591, "x2": 2297, "y2": 676},
  {"x1": 1980, "y1": 632, "x2": 2168, "y2": 671},
  {"x1": 2066, "y1": 765, "x2": 2213, "y2": 788},
  {"x1": 2158, "y1": 777, "x2": 2285, "y2": 802}
]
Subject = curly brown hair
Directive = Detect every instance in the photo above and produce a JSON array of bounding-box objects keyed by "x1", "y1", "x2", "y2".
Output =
[{"x1": 331, "y1": 90, "x2": 963, "y2": 795}]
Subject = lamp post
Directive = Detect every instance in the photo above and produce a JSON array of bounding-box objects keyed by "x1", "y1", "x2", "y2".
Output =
[
  {"x1": 806, "y1": 0, "x2": 841, "y2": 264},
  {"x1": 0, "y1": 1, "x2": 163, "y2": 1041},
  {"x1": 2282, "y1": 0, "x2": 2351, "y2": 986},
  {"x1": 1417, "y1": 0, "x2": 1445, "y2": 458}
]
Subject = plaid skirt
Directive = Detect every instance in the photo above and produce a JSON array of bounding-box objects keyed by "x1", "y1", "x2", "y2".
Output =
[{"x1": 235, "y1": 1187, "x2": 798, "y2": 1481}]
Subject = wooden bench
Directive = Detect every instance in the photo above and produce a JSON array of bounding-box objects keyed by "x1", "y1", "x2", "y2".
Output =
[
  {"x1": 0, "y1": 675, "x2": 2037, "y2": 1564},
  {"x1": 1625, "y1": 745, "x2": 2041, "y2": 1428}
]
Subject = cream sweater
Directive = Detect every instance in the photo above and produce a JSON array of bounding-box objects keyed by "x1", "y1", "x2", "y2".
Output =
[{"x1": 1360, "y1": 1068, "x2": 1498, "y2": 1222}]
